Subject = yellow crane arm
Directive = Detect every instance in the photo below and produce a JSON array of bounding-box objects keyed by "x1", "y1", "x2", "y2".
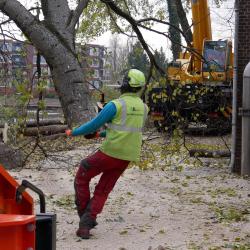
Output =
[{"x1": 191, "y1": 0, "x2": 212, "y2": 72}]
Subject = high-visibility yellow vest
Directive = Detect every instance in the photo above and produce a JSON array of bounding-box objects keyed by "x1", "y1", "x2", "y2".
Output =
[{"x1": 100, "y1": 93, "x2": 148, "y2": 162}]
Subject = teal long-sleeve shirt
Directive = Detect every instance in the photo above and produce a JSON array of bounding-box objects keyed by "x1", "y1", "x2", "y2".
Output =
[{"x1": 72, "y1": 102, "x2": 117, "y2": 136}]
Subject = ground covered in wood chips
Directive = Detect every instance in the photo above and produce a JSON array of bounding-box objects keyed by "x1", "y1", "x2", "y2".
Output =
[{"x1": 9, "y1": 136, "x2": 250, "y2": 250}]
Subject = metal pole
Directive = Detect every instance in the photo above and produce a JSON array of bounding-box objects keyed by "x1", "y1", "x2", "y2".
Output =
[
  {"x1": 241, "y1": 62, "x2": 250, "y2": 176},
  {"x1": 230, "y1": 0, "x2": 239, "y2": 172}
]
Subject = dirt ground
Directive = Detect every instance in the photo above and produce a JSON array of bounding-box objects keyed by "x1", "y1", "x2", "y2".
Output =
[{"x1": 10, "y1": 138, "x2": 250, "y2": 250}]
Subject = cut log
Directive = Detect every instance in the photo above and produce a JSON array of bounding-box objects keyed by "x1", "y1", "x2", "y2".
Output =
[
  {"x1": 0, "y1": 119, "x2": 65, "y2": 128},
  {"x1": 23, "y1": 125, "x2": 68, "y2": 136},
  {"x1": 41, "y1": 133, "x2": 66, "y2": 141},
  {"x1": 25, "y1": 119, "x2": 65, "y2": 127},
  {"x1": 189, "y1": 149, "x2": 230, "y2": 158}
]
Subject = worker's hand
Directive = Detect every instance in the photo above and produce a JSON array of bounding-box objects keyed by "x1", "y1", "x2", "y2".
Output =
[
  {"x1": 84, "y1": 132, "x2": 100, "y2": 139},
  {"x1": 65, "y1": 129, "x2": 72, "y2": 136}
]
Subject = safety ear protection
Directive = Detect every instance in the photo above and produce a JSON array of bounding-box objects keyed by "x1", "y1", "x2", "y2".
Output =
[{"x1": 122, "y1": 71, "x2": 131, "y2": 87}]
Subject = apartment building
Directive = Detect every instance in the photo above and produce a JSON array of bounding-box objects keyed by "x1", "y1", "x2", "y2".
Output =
[
  {"x1": 81, "y1": 44, "x2": 111, "y2": 89},
  {"x1": 0, "y1": 40, "x2": 51, "y2": 95},
  {"x1": 0, "y1": 40, "x2": 111, "y2": 95}
]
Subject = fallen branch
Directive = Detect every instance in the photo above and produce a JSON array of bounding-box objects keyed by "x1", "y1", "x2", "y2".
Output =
[{"x1": 189, "y1": 149, "x2": 230, "y2": 158}]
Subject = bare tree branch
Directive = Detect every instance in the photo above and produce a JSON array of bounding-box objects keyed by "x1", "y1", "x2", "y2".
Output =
[
  {"x1": 69, "y1": 0, "x2": 90, "y2": 31},
  {"x1": 137, "y1": 17, "x2": 192, "y2": 48},
  {"x1": 137, "y1": 18, "x2": 205, "y2": 62},
  {"x1": 106, "y1": 5, "x2": 136, "y2": 38},
  {"x1": 0, "y1": 18, "x2": 11, "y2": 26},
  {"x1": 141, "y1": 63, "x2": 154, "y2": 102},
  {"x1": 100, "y1": 0, "x2": 165, "y2": 75},
  {"x1": 0, "y1": 0, "x2": 36, "y2": 36},
  {"x1": 175, "y1": 0, "x2": 193, "y2": 44}
]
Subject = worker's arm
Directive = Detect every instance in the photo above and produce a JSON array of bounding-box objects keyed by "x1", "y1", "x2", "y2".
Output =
[{"x1": 70, "y1": 102, "x2": 116, "y2": 137}]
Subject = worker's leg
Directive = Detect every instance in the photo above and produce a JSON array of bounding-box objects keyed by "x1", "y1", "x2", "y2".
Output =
[
  {"x1": 74, "y1": 151, "x2": 104, "y2": 218},
  {"x1": 77, "y1": 151, "x2": 129, "y2": 239},
  {"x1": 90, "y1": 167, "x2": 128, "y2": 219},
  {"x1": 79, "y1": 159, "x2": 129, "y2": 229}
]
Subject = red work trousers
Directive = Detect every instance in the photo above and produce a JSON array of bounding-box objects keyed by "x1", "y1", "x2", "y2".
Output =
[{"x1": 74, "y1": 150, "x2": 129, "y2": 224}]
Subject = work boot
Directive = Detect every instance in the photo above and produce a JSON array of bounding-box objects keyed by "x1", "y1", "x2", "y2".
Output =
[
  {"x1": 80, "y1": 213, "x2": 98, "y2": 229},
  {"x1": 76, "y1": 227, "x2": 91, "y2": 239}
]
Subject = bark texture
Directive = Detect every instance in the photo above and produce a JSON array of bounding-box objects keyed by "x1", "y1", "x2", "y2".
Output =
[
  {"x1": 23, "y1": 125, "x2": 68, "y2": 136},
  {"x1": 0, "y1": 0, "x2": 91, "y2": 127},
  {"x1": 166, "y1": 0, "x2": 182, "y2": 60},
  {"x1": 0, "y1": 142, "x2": 23, "y2": 169},
  {"x1": 175, "y1": 0, "x2": 193, "y2": 44}
]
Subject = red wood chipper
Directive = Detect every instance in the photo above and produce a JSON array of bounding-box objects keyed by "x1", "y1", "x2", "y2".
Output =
[{"x1": 0, "y1": 165, "x2": 56, "y2": 250}]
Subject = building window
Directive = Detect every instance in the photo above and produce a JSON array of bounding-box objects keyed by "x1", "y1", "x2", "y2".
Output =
[
  {"x1": 12, "y1": 43, "x2": 23, "y2": 52},
  {"x1": 91, "y1": 58, "x2": 99, "y2": 67},
  {"x1": 0, "y1": 55, "x2": 5, "y2": 62},
  {"x1": 89, "y1": 47, "x2": 99, "y2": 56},
  {"x1": 14, "y1": 57, "x2": 20, "y2": 62},
  {"x1": 0, "y1": 42, "x2": 12, "y2": 52},
  {"x1": 94, "y1": 69, "x2": 99, "y2": 78},
  {"x1": 93, "y1": 80, "x2": 102, "y2": 89},
  {"x1": 33, "y1": 55, "x2": 47, "y2": 65},
  {"x1": 12, "y1": 55, "x2": 26, "y2": 67}
]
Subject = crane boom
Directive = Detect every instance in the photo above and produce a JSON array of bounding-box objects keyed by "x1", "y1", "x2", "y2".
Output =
[{"x1": 191, "y1": 0, "x2": 212, "y2": 72}]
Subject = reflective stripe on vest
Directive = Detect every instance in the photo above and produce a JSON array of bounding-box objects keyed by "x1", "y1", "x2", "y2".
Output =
[{"x1": 107, "y1": 99, "x2": 147, "y2": 132}]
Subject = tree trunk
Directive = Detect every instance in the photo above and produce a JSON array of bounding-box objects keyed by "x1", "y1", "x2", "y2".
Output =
[
  {"x1": 175, "y1": 0, "x2": 193, "y2": 44},
  {"x1": 166, "y1": 0, "x2": 182, "y2": 60},
  {"x1": 0, "y1": 0, "x2": 92, "y2": 127},
  {"x1": 0, "y1": 142, "x2": 23, "y2": 169}
]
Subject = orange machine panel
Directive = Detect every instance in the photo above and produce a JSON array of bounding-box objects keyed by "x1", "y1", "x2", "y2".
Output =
[
  {"x1": 0, "y1": 214, "x2": 35, "y2": 250},
  {"x1": 0, "y1": 165, "x2": 33, "y2": 215}
]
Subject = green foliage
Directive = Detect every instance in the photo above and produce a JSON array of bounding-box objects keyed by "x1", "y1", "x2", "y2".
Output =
[
  {"x1": 223, "y1": 243, "x2": 250, "y2": 250},
  {"x1": 119, "y1": 230, "x2": 128, "y2": 235},
  {"x1": 91, "y1": 85, "x2": 120, "y2": 104},
  {"x1": 136, "y1": 135, "x2": 202, "y2": 171},
  {"x1": 53, "y1": 194, "x2": 75, "y2": 209},
  {"x1": 211, "y1": 205, "x2": 249, "y2": 223},
  {"x1": 127, "y1": 41, "x2": 149, "y2": 75},
  {"x1": 154, "y1": 47, "x2": 168, "y2": 70},
  {"x1": 208, "y1": 187, "x2": 237, "y2": 198},
  {"x1": 1, "y1": 76, "x2": 49, "y2": 144},
  {"x1": 78, "y1": 0, "x2": 165, "y2": 42}
]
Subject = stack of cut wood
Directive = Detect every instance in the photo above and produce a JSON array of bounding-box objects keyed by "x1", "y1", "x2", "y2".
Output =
[
  {"x1": 0, "y1": 119, "x2": 68, "y2": 140},
  {"x1": 24, "y1": 119, "x2": 67, "y2": 140}
]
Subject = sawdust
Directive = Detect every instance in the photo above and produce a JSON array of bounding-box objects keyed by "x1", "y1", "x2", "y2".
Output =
[{"x1": 10, "y1": 143, "x2": 250, "y2": 250}]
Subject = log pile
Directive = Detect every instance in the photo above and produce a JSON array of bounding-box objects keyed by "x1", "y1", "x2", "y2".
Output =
[
  {"x1": 23, "y1": 124, "x2": 67, "y2": 136},
  {"x1": 0, "y1": 119, "x2": 67, "y2": 140}
]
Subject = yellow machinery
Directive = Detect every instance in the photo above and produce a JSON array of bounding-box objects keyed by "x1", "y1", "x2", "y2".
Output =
[
  {"x1": 149, "y1": 0, "x2": 233, "y2": 132},
  {"x1": 168, "y1": 0, "x2": 233, "y2": 85}
]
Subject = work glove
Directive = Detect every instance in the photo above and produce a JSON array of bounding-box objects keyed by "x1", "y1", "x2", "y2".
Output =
[
  {"x1": 65, "y1": 129, "x2": 72, "y2": 136},
  {"x1": 84, "y1": 132, "x2": 100, "y2": 139}
]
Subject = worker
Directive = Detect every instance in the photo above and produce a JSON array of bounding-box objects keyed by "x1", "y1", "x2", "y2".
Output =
[{"x1": 65, "y1": 69, "x2": 148, "y2": 239}]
